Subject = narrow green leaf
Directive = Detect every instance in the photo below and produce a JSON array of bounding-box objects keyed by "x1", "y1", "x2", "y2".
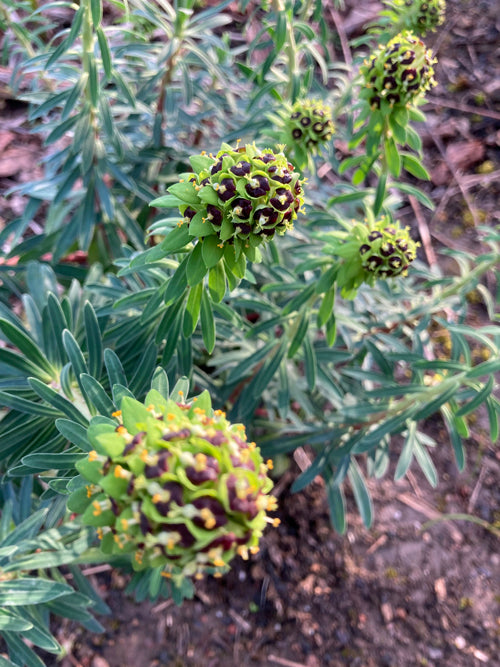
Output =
[
  {"x1": 63, "y1": 329, "x2": 88, "y2": 379},
  {"x1": 303, "y1": 335, "x2": 316, "y2": 391},
  {"x1": 80, "y1": 374, "x2": 114, "y2": 416},
  {"x1": 90, "y1": 0, "x2": 103, "y2": 26},
  {"x1": 208, "y1": 262, "x2": 226, "y2": 302},
  {"x1": 21, "y1": 452, "x2": 82, "y2": 471},
  {"x1": 412, "y1": 381, "x2": 460, "y2": 422},
  {"x1": 55, "y1": 418, "x2": 91, "y2": 451},
  {"x1": 402, "y1": 153, "x2": 430, "y2": 180},
  {"x1": 183, "y1": 283, "x2": 203, "y2": 337},
  {"x1": 441, "y1": 406, "x2": 465, "y2": 471},
  {"x1": 202, "y1": 235, "x2": 225, "y2": 269},
  {"x1": 0, "y1": 579, "x2": 72, "y2": 606},
  {"x1": 96, "y1": 26, "x2": 112, "y2": 78},
  {"x1": 455, "y1": 375, "x2": 495, "y2": 417},
  {"x1": 84, "y1": 302, "x2": 103, "y2": 379},
  {"x1": 0, "y1": 390, "x2": 60, "y2": 417},
  {"x1": 287, "y1": 311, "x2": 309, "y2": 358},
  {"x1": 384, "y1": 136, "x2": 401, "y2": 177},
  {"x1": 414, "y1": 438, "x2": 438, "y2": 487},
  {"x1": 466, "y1": 357, "x2": 500, "y2": 379},
  {"x1": 28, "y1": 378, "x2": 89, "y2": 426},
  {"x1": 151, "y1": 367, "x2": 169, "y2": 399},
  {"x1": 0, "y1": 318, "x2": 54, "y2": 376},
  {"x1": 200, "y1": 288, "x2": 215, "y2": 354},
  {"x1": 0, "y1": 610, "x2": 33, "y2": 632},
  {"x1": 394, "y1": 421, "x2": 417, "y2": 480},
  {"x1": 347, "y1": 459, "x2": 373, "y2": 528},
  {"x1": 373, "y1": 170, "x2": 387, "y2": 216},
  {"x1": 3, "y1": 632, "x2": 46, "y2": 667},
  {"x1": 324, "y1": 469, "x2": 347, "y2": 534},
  {"x1": 104, "y1": 348, "x2": 128, "y2": 387},
  {"x1": 164, "y1": 257, "x2": 189, "y2": 307},
  {"x1": 186, "y1": 242, "x2": 208, "y2": 286}
]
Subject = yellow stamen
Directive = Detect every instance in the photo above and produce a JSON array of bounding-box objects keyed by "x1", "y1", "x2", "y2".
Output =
[
  {"x1": 97, "y1": 527, "x2": 103, "y2": 540},
  {"x1": 112, "y1": 410, "x2": 122, "y2": 418},
  {"x1": 88, "y1": 450, "x2": 99, "y2": 462},
  {"x1": 92, "y1": 501, "x2": 102, "y2": 517},
  {"x1": 114, "y1": 464, "x2": 128, "y2": 479},
  {"x1": 121, "y1": 518, "x2": 129, "y2": 530},
  {"x1": 194, "y1": 452, "x2": 207, "y2": 471},
  {"x1": 116, "y1": 426, "x2": 127, "y2": 435},
  {"x1": 161, "y1": 571, "x2": 172, "y2": 578},
  {"x1": 200, "y1": 508, "x2": 216, "y2": 530},
  {"x1": 152, "y1": 493, "x2": 162, "y2": 504},
  {"x1": 266, "y1": 459, "x2": 274, "y2": 470}
]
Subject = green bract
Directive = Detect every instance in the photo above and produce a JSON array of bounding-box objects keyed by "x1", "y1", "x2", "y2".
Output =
[
  {"x1": 361, "y1": 31, "x2": 436, "y2": 111},
  {"x1": 68, "y1": 389, "x2": 277, "y2": 581},
  {"x1": 151, "y1": 142, "x2": 305, "y2": 274},
  {"x1": 323, "y1": 214, "x2": 420, "y2": 298},
  {"x1": 382, "y1": 0, "x2": 446, "y2": 36}
]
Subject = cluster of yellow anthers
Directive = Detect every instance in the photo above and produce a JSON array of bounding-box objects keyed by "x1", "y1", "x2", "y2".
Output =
[{"x1": 68, "y1": 390, "x2": 278, "y2": 581}]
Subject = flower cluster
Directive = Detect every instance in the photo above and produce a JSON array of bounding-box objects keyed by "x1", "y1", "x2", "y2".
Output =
[
  {"x1": 287, "y1": 99, "x2": 334, "y2": 153},
  {"x1": 361, "y1": 31, "x2": 436, "y2": 111},
  {"x1": 323, "y1": 215, "x2": 419, "y2": 298},
  {"x1": 68, "y1": 390, "x2": 277, "y2": 580},
  {"x1": 163, "y1": 142, "x2": 304, "y2": 270},
  {"x1": 357, "y1": 218, "x2": 418, "y2": 279},
  {"x1": 383, "y1": 0, "x2": 446, "y2": 36}
]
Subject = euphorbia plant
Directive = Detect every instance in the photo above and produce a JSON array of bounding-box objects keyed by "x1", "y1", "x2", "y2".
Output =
[{"x1": 0, "y1": 2, "x2": 498, "y2": 666}]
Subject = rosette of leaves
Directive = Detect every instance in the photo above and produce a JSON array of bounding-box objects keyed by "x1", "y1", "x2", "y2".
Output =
[
  {"x1": 360, "y1": 32, "x2": 436, "y2": 112},
  {"x1": 67, "y1": 388, "x2": 278, "y2": 581},
  {"x1": 320, "y1": 213, "x2": 419, "y2": 298},
  {"x1": 147, "y1": 142, "x2": 305, "y2": 283},
  {"x1": 378, "y1": 0, "x2": 446, "y2": 37},
  {"x1": 268, "y1": 99, "x2": 334, "y2": 169}
]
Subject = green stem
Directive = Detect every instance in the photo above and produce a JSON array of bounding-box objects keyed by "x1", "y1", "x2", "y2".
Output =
[
  {"x1": 272, "y1": 0, "x2": 299, "y2": 101},
  {"x1": 435, "y1": 255, "x2": 499, "y2": 302}
]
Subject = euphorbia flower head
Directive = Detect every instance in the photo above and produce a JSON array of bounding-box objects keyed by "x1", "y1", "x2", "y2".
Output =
[
  {"x1": 324, "y1": 214, "x2": 419, "y2": 298},
  {"x1": 383, "y1": 0, "x2": 446, "y2": 36},
  {"x1": 177, "y1": 143, "x2": 304, "y2": 260},
  {"x1": 287, "y1": 99, "x2": 334, "y2": 153},
  {"x1": 68, "y1": 389, "x2": 277, "y2": 581},
  {"x1": 361, "y1": 31, "x2": 436, "y2": 111}
]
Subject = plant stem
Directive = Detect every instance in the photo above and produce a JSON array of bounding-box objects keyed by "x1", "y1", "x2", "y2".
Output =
[{"x1": 272, "y1": 0, "x2": 299, "y2": 101}]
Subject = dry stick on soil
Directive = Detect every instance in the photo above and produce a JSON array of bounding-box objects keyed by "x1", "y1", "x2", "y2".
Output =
[
  {"x1": 268, "y1": 656, "x2": 310, "y2": 667},
  {"x1": 328, "y1": 6, "x2": 352, "y2": 70},
  {"x1": 467, "y1": 461, "x2": 487, "y2": 514},
  {"x1": 409, "y1": 194, "x2": 438, "y2": 268},
  {"x1": 430, "y1": 131, "x2": 480, "y2": 227},
  {"x1": 426, "y1": 96, "x2": 500, "y2": 122}
]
